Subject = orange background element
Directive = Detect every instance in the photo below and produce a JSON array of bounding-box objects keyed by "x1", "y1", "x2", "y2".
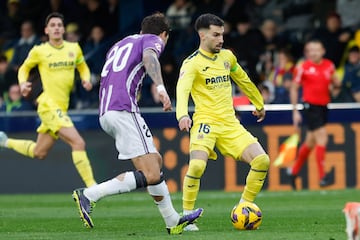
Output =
[{"x1": 160, "y1": 123, "x2": 359, "y2": 193}]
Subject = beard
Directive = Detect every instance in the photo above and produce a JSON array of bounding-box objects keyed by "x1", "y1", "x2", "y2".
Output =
[{"x1": 211, "y1": 44, "x2": 222, "y2": 53}]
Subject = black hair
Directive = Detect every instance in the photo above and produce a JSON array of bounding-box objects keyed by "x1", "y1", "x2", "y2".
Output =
[
  {"x1": 141, "y1": 12, "x2": 170, "y2": 35},
  {"x1": 306, "y1": 38, "x2": 324, "y2": 46},
  {"x1": 194, "y1": 13, "x2": 224, "y2": 31},
  {"x1": 349, "y1": 45, "x2": 360, "y2": 53},
  {"x1": 45, "y1": 12, "x2": 64, "y2": 26}
]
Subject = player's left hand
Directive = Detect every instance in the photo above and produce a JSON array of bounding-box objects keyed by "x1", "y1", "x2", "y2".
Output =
[
  {"x1": 82, "y1": 81, "x2": 93, "y2": 91},
  {"x1": 252, "y1": 108, "x2": 265, "y2": 122}
]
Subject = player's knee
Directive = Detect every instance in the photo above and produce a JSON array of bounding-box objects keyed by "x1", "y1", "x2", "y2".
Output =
[
  {"x1": 73, "y1": 138, "x2": 86, "y2": 150},
  {"x1": 33, "y1": 149, "x2": 48, "y2": 160},
  {"x1": 250, "y1": 154, "x2": 270, "y2": 170},
  {"x1": 188, "y1": 159, "x2": 207, "y2": 177},
  {"x1": 145, "y1": 172, "x2": 161, "y2": 185}
]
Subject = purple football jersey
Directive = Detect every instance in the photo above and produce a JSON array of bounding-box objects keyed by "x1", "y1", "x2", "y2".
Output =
[{"x1": 99, "y1": 34, "x2": 164, "y2": 115}]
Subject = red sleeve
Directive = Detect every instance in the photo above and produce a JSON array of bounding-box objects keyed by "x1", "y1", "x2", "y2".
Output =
[{"x1": 293, "y1": 61, "x2": 305, "y2": 84}]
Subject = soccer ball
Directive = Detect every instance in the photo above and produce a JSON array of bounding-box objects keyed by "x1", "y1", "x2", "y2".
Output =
[{"x1": 230, "y1": 201, "x2": 262, "y2": 230}]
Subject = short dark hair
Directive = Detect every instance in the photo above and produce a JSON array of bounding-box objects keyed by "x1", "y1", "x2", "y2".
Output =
[
  {"x1": 45, "y1": 12, "x2": 64, "y2": 26},
  {"x1": 349, "y1": 45, "x2": 360, "y2": 53},
  {"x1": 306, "y1": 38, "x2": 324, "y2": 47},
  {"x1": 141, "y1": 12, "x2": 170, "y2": 35},
  {"x1": 194, "y1": 14, "x2": 224, "y2": 31}
]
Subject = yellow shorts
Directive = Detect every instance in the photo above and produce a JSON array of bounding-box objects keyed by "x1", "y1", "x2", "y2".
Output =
[
  {"x1": 37, "y1": 109, "x2": 73, "y2": 139},
  {"x1": 190, "y1": 118, "x2": 257, "y2": 160}
]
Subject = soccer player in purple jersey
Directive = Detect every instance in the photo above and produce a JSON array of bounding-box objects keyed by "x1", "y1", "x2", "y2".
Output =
[{"x1": 72, "y1": 13, "x2": 203, "y2": 234}]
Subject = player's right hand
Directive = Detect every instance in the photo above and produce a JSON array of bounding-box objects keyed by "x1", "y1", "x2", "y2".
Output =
[
  {"x1": 20, "y1": 82, "x2": 32, "y2": 98},
  {"x1": 178, "y1": 116, "x2": 192, "y2": 132},
  {"x1": 158, "y1": 90, "x2": 172, "y2": 112}
]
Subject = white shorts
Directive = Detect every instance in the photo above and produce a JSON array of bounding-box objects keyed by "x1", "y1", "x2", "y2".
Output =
[{"x1": 99, "y1": 111, "x2": 158, "y2": 160}]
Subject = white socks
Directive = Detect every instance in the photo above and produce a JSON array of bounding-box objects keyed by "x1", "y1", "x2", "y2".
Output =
[
  {"x1": 84, "y1": 171, "x2": 137, "y2": 202},
  {"x1": 83, "y1": 173, "x2": 180, "y2": 228},
  {"x1": 147, "y1": 181, "x2": 180, "y2": 228}
]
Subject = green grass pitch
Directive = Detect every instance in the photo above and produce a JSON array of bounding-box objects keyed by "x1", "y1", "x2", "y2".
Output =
[{"x1": 0, "y1": 189, "x2": 358, "y2": 240}]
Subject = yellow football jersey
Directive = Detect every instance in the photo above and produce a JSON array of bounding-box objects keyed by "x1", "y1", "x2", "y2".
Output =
[
  {"x1": 18, "y1": 41, "x2": 90, "y2": 112},
  {"x1": 176, "y1": 48, "x2": 264, "y2": 122}
]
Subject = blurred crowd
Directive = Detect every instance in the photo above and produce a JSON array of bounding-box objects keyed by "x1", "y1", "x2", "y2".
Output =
[{"x1": 1, "y1": 0, "x2": 360, "y2": 113}]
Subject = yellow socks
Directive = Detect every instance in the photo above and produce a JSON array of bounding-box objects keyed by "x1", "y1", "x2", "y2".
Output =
[
  {"x1": 6, "y1": 139, "x2": 96, "y2": 187},
  {"x1": 72, "y1": 151, "x2": 97, "y2": 187},
  {"x1": 182, "y1": 159, "x2": 207, "y2": 211},
  {"x1": 242, "y1": 154, "x2": 269, "y2": 202},
  {"x1": 7, "y1": 139, "x2": 35, "y2": 158}
]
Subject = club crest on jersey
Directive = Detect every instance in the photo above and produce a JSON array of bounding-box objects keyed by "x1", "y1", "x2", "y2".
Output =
[
  {"x1": 68, "y1": 51, "x2": 74, "y2": 58},
  {"x1": 309, "y1": 67, "x2": 316, "y2": 73},
  {"x1": 155, "y1": 43, "x2": 162, "y2": 52},
  {"x1": 224, "y1": 61, "x2": 230, "y2": 70},
  {"x1": 197, "y1": 133, "x2": 204, "y2": 140}
]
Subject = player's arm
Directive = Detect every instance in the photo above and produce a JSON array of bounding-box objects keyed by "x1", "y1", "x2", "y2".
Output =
[
  {"x1": 76, "y1": 44, "x2": 92, "y2": 91},
  {"x1": 77, "y1": 61, "x2": 92, "y2": 91},
  {"x1": 18, "y1": 47, "x2": 38, "y2": 97},
  {"x1": 230, "y1": 63, "x2": 265, "y2": 122},
  {"x1": 142, "y1": 48, "x2": 171, "y2": 111},
  {"x1": 331, "y1": 67, "x2": 341, "y2": 88},
  {"x1": 176, "y1": 62, "x2": 195, "y2": 131},
  {"x1": 290, "y1": 65, "x2": 303, "y2": 128}
]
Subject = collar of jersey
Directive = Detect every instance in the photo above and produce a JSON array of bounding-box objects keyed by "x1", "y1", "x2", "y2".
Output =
[
  {"x1": 198, "y1": 48, "x2": 217, "y2": 61},
  {"x1": 47, "y1": 41, "x2": 64, "y2": 49}
]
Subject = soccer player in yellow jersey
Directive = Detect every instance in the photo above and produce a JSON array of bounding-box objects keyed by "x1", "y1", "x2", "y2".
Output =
[
  {"x1": 0, "y1": 12, "x2": 96, "y2": 187},
  {"x1": 176, "y1": 13, "x2": 270, "y2": 231}
]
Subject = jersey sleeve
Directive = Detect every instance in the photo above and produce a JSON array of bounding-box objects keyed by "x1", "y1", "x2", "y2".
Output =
[
  {"x1": 229, "y1": 52, "x2": 264, "y2": 111},
  {"x1": 176, "y1": 59, "x2": 196, "y2": 120},
  {"x1": 142, "y1": 35, "x2": 164, "y2": 58},
  {"x1": 293, "y1": 61, "x2": 304, "y2": 84},
  {"x1": 18, "y1": 46, "x2": 39, "y2": 84},
  {"x1": 75, "y1": 43, "x2": 90, "y2": 82}
]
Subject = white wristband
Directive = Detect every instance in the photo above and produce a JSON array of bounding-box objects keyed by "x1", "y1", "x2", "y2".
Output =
[{"x1": 156, "y1": 84, "x2": 166, "y2": 93}]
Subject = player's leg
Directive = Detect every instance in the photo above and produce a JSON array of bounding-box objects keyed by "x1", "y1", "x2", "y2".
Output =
[
  {"x1": 183, "y1": 150, "x2": 208, "y2": 213},
  {"x1": 58, "y1": 126, "x2": 96, "y2": 187},
  {"x1": 32, "y1": 133, "x2": 56, "y2": 159},
  {"x1": 0, "y1": 132, "x2": 36, "y2": 157},
  {"x1": 181, "y1": 151, "x2": 208, "y2": 232},
  {"x1": 77, "y1": 111, "x2": 152, "y2": 204},
  {"x1": 77, "y1": 153, "x2": 202, "y2": 232},
  {"x1": 134, "y1": 153, "x2": 180, "y2": 229},
  {"x1": 80, "y1": 154, "x2": 159, "y2": 208},
  {"x1": 73, "y1": 111, "x2": 203, "y2": 232},
  {"x1": 216, "y1": 121, "x2": 269, "y2": 202},
  {"x1": 240, "y1": 142, "x2": 270, "y2": 203},
  {"x1": 313, "y1": 126, "x2": 329, "y2": 184},
  {"x1": 182, "y1": 122, "x2": 217, "y2": 231},
  {"x1": 312, "y1": 105, "x2": 331, "y2": 186},
  {"x1": 133, "y1": 153, "x2": 202, "y2": 233},
  {"x1": 290, "y1": 131, "x2": 315, "y2": 176},
  {"x1": 0, "y1": 130, "x2": 55, "y2": 159},
  {"x1": 1, "y1": 110, "x2": 67, "y2": 159}
]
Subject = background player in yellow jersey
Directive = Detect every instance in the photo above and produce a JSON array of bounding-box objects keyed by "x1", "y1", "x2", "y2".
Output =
[
  {"x1": 176, "y1": 13, "x2": 270, "y2": 231},
  {"x1": 0, "y1": 12, "x2": 96, "y2": 187}
]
